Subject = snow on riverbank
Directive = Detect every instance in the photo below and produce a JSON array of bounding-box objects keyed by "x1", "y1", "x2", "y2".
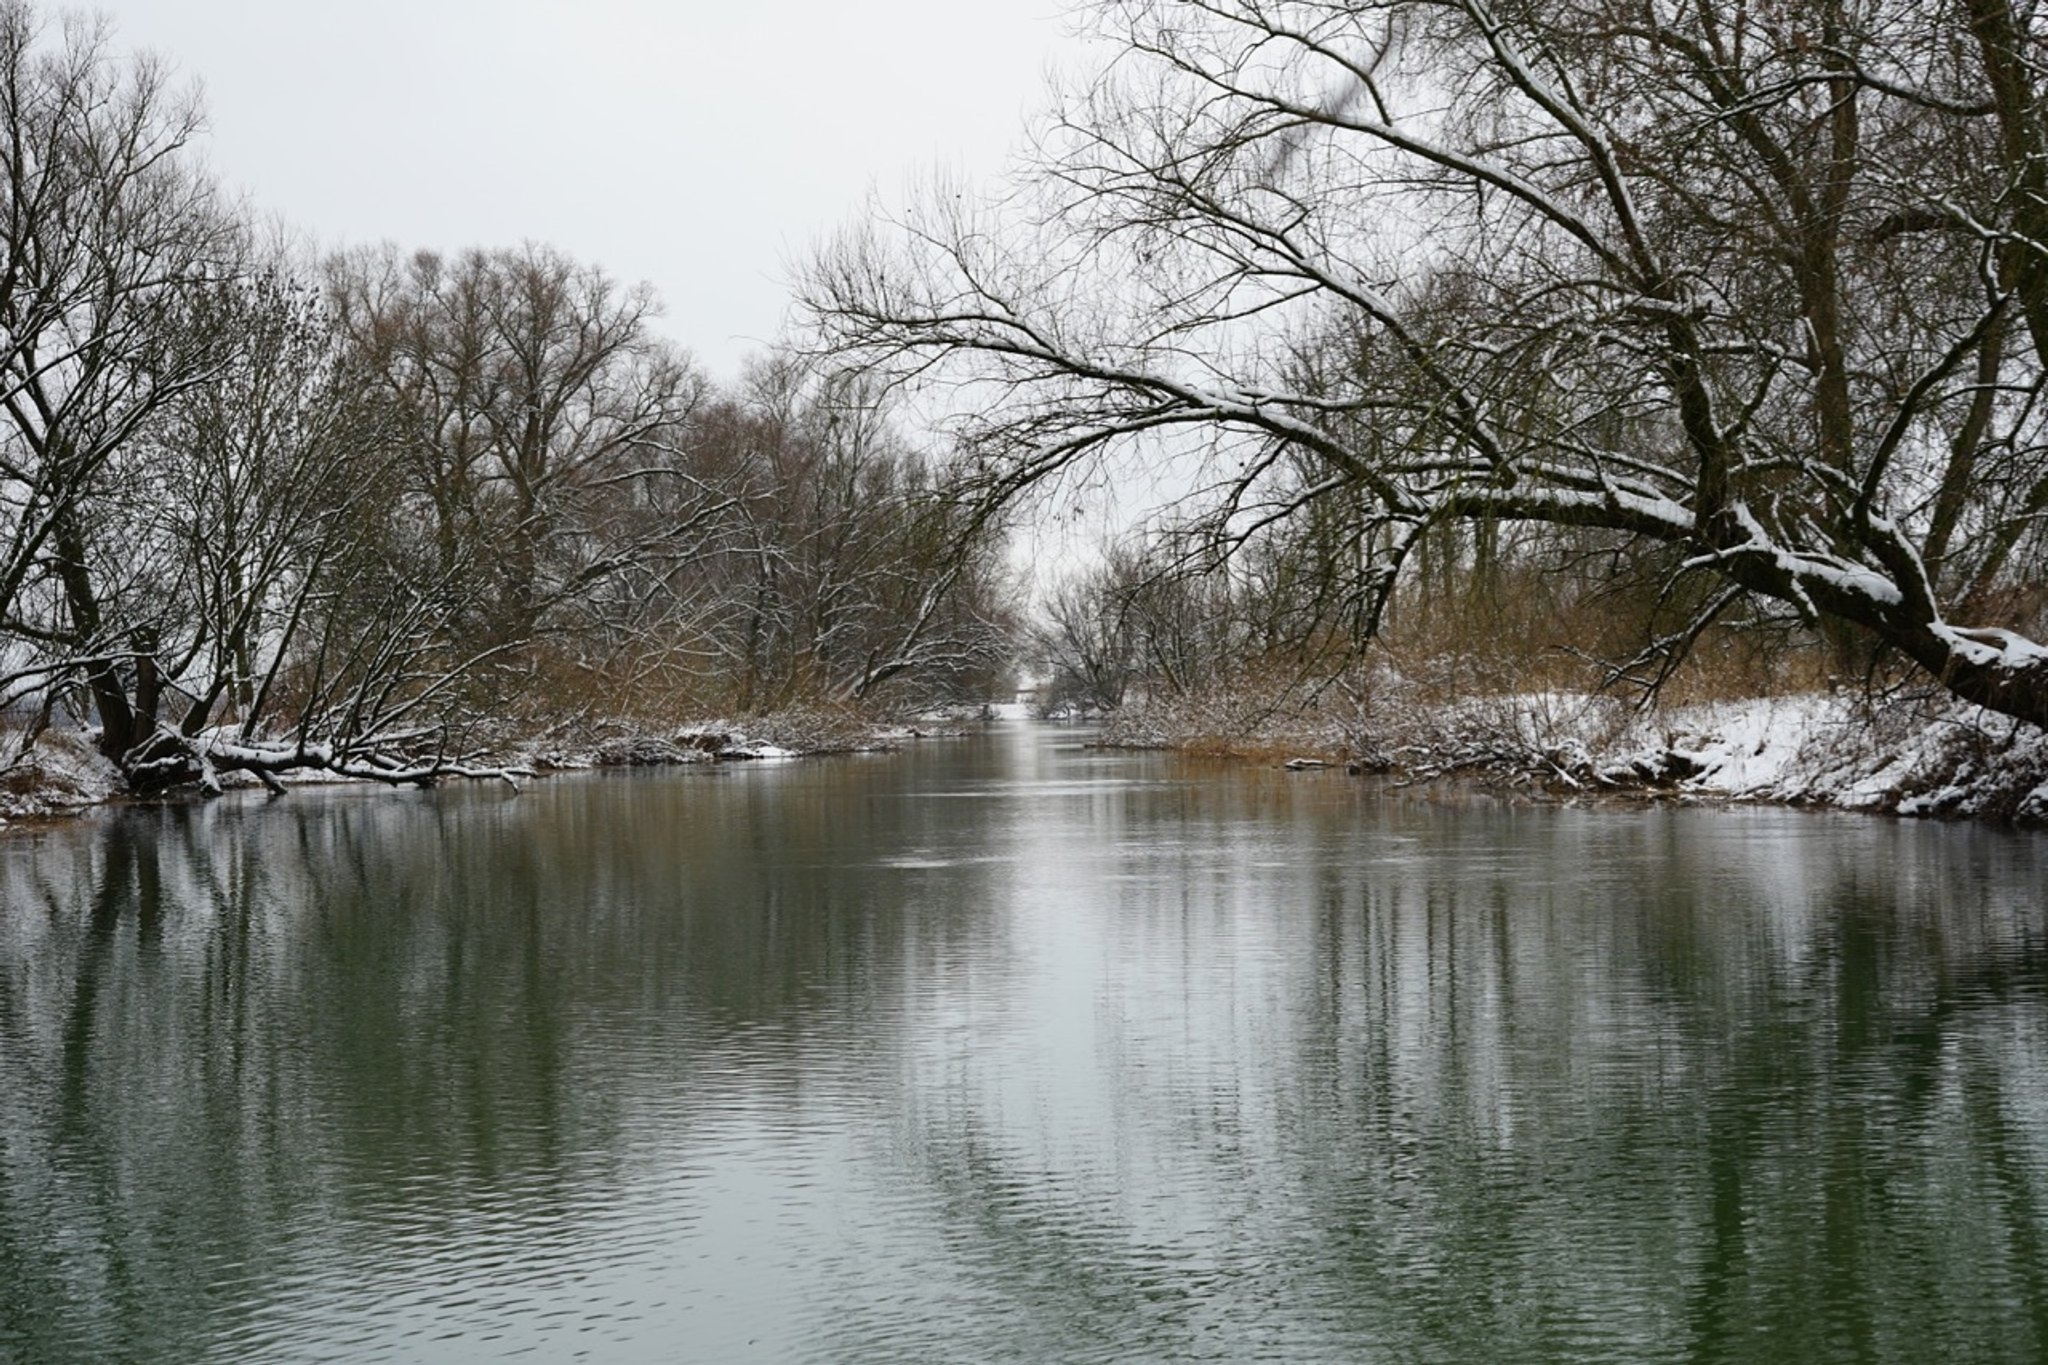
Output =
[
  {"x1": 10, "y1": 691, "x2": 2044, "y2": 827},
  {"x1": 0, "y1": 705, "x2": 925, "y2": 826},
  {"x1": 1101, "y1": 687, "x2": 2048, "y2": 824},
  {"x1": 501, "y1": 710, "x2": 903, "y2": 773},
  {"x1": 0, "y1": 730, "x2": 124, "y2": 824},
  {"x1": 510, "y1": 702, "x2": 975, "y2": 771},
  {"x1": 1590, "y1": 693, "x2": 2048, "y2": 819}
]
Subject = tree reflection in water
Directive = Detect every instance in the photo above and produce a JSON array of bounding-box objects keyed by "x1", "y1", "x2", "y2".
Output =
[{"x1": 0, "y1": 737, "x2": 2043, "y2": 1363}]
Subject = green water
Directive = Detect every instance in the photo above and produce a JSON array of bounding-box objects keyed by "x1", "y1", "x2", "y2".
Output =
[{"x1": 1, "y1": 724, "x2": 2045, "y2": 1362}]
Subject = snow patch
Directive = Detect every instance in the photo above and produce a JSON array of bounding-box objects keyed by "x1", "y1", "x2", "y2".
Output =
[
  {"x1": 0, "y1": 729, "x2": 124, "y2": 823},
  {"x1": 1101, "y1": 678, "x2": 2048, "y2": 824}
]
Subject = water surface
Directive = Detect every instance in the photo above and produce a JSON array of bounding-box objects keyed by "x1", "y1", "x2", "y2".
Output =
[{"x1": 2, "y1": 724, "x2": 2046, "y2": 1362}]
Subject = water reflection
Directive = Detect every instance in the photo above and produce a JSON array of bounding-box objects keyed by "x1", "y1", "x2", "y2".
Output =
[{"x1": 1, "y1": 728, "x2": 2044, "y2": 1362}]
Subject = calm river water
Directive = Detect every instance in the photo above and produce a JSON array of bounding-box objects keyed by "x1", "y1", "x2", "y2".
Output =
[{"x1": 2, "y1": 724, "x2": 2046, "y2": 1362}]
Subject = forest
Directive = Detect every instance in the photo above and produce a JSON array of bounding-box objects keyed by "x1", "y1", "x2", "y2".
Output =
[
  {"x1": 11, "y1": 0, "x2": 2048, "y2": 815},
  {"x1": 809, "y1": 0, "x2": 2048, "y2": 799},
  {"x1": 0, "y1": 4, "x2": 1011, "y2": 798}
]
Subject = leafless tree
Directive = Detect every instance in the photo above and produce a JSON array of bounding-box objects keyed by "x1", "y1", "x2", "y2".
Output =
[
  {"x1": 0, "y1": 7, "x2": 543, "y2": 791},
  {"x1": 680, "y1": 358, "x2": 1012, "y2": 711},
  {"x1": 326, "y1": 242, "x2": 715, "y2": 651},
  {"x1": 120, "y1": 266, "x2": 535, "y2": 792},
  {"x1": 806, "y1": 0, "x2": 2048, "y2": 727},
  {"x1": 0, "y1": 3, "x2": 238, "y2": 762}
]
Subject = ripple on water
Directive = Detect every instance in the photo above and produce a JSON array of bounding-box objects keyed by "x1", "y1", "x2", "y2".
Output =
[{"x1": 1, "y1": 735, "x2": 2046, "y2": 1363}]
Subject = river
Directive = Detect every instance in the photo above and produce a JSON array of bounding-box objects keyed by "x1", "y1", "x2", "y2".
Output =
[{"x1": 2, "y1": 723, "x2": 2045, "y2": 1362}]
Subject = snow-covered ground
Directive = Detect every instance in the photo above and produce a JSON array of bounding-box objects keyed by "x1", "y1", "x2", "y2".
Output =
[
  {"x1": 0, "y1": 729, "x2": 125, "y2": 825},
  {"x1": 1579, "y1": 692, "x2": 2048, "y2": 820},
  {"x1": 0, "y1": 707, "x2": 911, "y2": 826},
  {"x1": 10, "y1": 690, "x2": 2046, "y2": 828},
  {"x1": 1101, "y1": 687, "x2": 2048, "y2": 824},
  {"x1": 511, "y1": 710, "x2": 898, "y2": 773}
]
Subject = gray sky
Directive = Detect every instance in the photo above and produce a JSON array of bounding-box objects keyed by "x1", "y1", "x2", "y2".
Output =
[{"x1": 88, "y1": 0, "x2": 1084, "y2": 383}]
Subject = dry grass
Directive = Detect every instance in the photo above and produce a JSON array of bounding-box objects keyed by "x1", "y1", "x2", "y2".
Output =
[{"x1": 1365, "y1": 559, "x2": 1847, "y2": 708}]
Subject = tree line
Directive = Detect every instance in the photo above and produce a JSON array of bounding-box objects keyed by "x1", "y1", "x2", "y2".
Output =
[
  {"x1": 0, "y1": 4, "x2": 1009, "y2": 795},
  {"x1": 808, "y1": 0, "x2": 2048, "y2": 730}
]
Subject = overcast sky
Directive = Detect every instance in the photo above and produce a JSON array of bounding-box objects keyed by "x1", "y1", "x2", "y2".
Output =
[{"x1": 87, "y1": 0, "x2": 1085, "y2": 383}]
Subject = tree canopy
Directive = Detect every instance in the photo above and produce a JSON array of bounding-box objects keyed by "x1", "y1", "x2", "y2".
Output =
[
  {"x1": 0, "y1": 1, "x2": 1009, "y2": 795},
  {"x1": 806, "y1": 0, "x2": 2048, "y2": 726}
]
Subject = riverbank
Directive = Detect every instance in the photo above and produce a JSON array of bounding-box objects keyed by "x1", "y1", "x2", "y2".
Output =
[
  {"x1": 0, "y1": 705, "x2": 955, "y2": 827},
  {"x1": 14, "y1": 689, "x2": 2046, "y2": 829},
  {"x1": 1097, "y1": 686, "x2": 2048, "y2": 825}
]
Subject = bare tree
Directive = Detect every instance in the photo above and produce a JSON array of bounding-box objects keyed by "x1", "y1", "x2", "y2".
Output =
[
  {"x1": 326, "y1": 242, "x2": 712, "y2": 653},
  {"x1": 0, "y1": 9, "x2": 536, "y2": 792},
  {"x1": 805, "y1": 0, "x2": 2048, "y2": 727},
  {"x1": 118, "y1": 266, "x2": 534, "y2": 792},
  {"x1": 0, "y1": 3, "x2": 239, "y2": 763},
  {"x1": 680, "y1": 359, "x2": 1012, "y2": 711}
]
